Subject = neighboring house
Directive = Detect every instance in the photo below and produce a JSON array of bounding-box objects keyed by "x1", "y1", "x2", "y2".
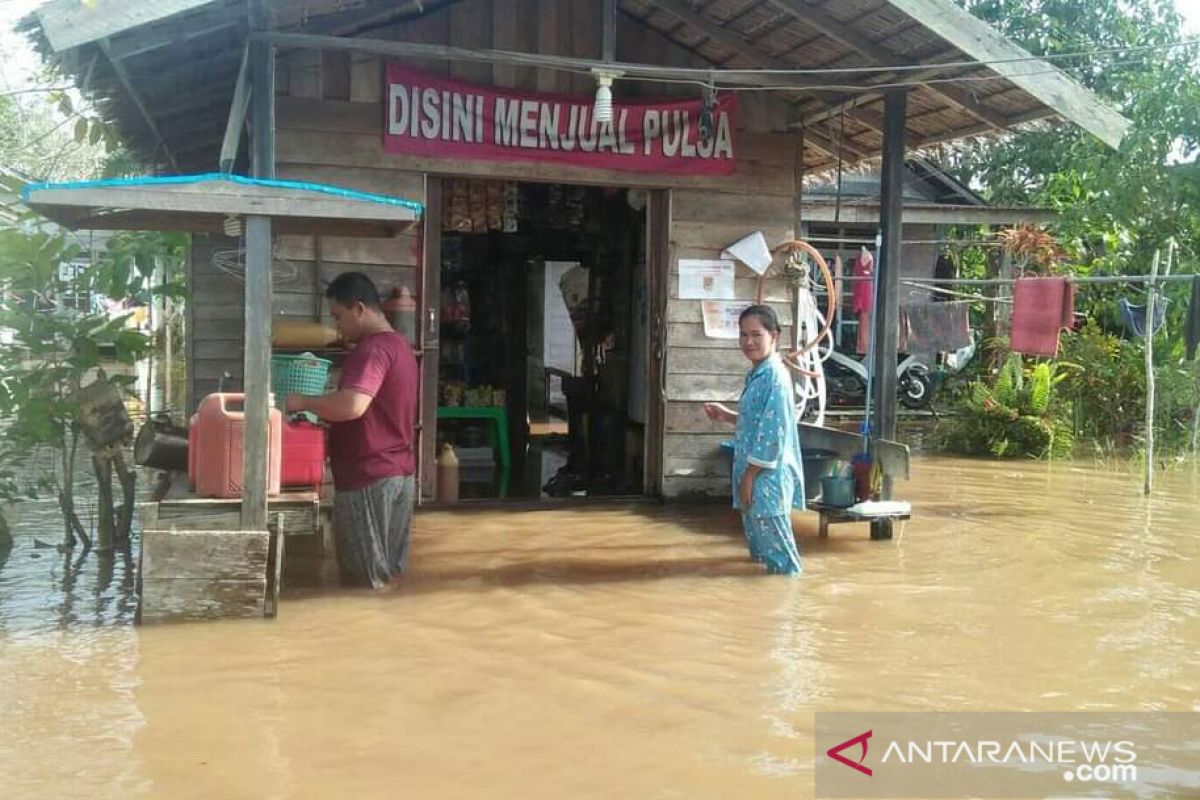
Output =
[
  {"x1": 0, "y1": 165, "x2": 148, "y2": 343},
  {"x1": 800, "y1": 157, "x2": 1054, "y2": 351}
]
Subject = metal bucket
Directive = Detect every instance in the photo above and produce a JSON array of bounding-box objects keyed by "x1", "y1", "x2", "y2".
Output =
[{"x1": 134, "y1": 417, "x2": 189, "y2": 472}]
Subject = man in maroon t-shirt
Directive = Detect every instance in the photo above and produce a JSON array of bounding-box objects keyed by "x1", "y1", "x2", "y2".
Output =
[{"x1": 285, "y1": 272, "x2": 419, "y2": 589}]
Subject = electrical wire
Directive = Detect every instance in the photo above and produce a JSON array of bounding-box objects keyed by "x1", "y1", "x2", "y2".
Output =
[
  {"x1": 624, "y1": 52, "x2": 1189, "y2": 94},
  {"x1": 641, "y1": 37, "x2": 1200, "y2": 76},
  {"x1": 499, "y1": 36, "x2": 1200, "y2": 83}
]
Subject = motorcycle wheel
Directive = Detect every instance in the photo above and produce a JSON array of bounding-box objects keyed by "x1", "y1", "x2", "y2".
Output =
[{"x1": 899, "y1": 370, "x2": 932, "y2": 409}]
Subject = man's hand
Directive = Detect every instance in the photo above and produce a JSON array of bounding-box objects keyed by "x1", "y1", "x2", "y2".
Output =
[{"x1": 287, "y1": 389, "x2": 372, "y2": 422}]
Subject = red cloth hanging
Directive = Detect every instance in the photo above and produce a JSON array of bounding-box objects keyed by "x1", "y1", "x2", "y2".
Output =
[
  {"x1": 851, "y1": 252, "x2": 875, "y2": 355},
  {"x1": 1010, "y1": 277, "x2": 1074, "y2": 357},
  {"x1": 851, "y1": 252, "x2": 874, "y2": 315}
]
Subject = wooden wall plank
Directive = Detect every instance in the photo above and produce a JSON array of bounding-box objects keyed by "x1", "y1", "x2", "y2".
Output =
[
  {"x1": 193, "y1": 339, "x2": 245, "y2": 360},
  {"x1": 666, "y1": 298, "x2": 792, "y2": 325},
  {"x1": 274, "y1": 234, "x2": 418, "y2": 266},
  {"x1": 666, "y1": 400, "x2": 732, "y2": 434},
  {"x1": 672, "y1": 190, "x2": 796, "y2": 226},
  {"x1": 662, "y1": 475, "x2": 732, "y2": 499},
  {"x1": 664, "y1": 432, "x2": 729, "y2": 460},
  {"x1": 487, "y1": 0, "x2": 539, "y2": 90},
  {"x1": 275, "y1": 162, "x2": 424, "y2": 202},
  {"x1": 287, "y1": 48, "x2": 323, "y2": 99},
  {"x1": 322, "y1": 50, "x2": 352, "y2": 100},
  {"x1": 665, "y1": 373, "x2": 744, "y2": 402},
  {"x1": 193, "y1": 262, "x2": 416, "y2": 304},
  {"x1": 349, "y1": 56, "x2": 382, "y2": 103},
  {"x1": 666, "y1": 274, "x2": 793, "y2": 303},
  {"x1": 449, "y1": 0, "x2": 493, "y2": 84},
  {"x1": 666, "y1": 322, "x2": 794, "y2": 348},
  {"x1": 377, "y1": 8, "x2": 450, "y2": 76},
  {"x1": 664, "y1": 455, "x2": 729, "y2": 479},
  {"x1": 568, "y1": 0, "x2": 600, "y2": 95},
  {"x1": 666, "y1": 347, "x2": 749, "y2": 375},
  {"x1": 276, "y1": 96, "x2": 379, "y2": 134},
  {"x1": 535, "y1": 0, "x2": 569, "y2": 93},
  {"x1": 193, "y1": 360, "x2": 241, "y2": 382},
  {"x1": 670, "y1": 221, "x2": 794, "y2": 252},
  {"x1": 139, "y1": 528, "x2": 269, "y2": 624}
]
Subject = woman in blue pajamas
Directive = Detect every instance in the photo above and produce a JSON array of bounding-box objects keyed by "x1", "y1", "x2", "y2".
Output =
[{"x1": 704, "y1": 304, "x2": 805, "y2": 575}]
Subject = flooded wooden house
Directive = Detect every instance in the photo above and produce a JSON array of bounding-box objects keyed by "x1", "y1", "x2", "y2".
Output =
[{"x1": 22, "y1": 0, "x2": 1126, "y2": 567}]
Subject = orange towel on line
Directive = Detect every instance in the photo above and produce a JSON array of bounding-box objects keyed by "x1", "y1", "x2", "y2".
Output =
[{"x1": 1010, "y1": 277, "x2": 1074, "y2": 357}]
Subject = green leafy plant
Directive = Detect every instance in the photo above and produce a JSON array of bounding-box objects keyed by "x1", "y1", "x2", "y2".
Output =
[
  {"x1": 0, "y1": 212, "x2": 187, "y2": 550},
  {"x1": 938, "y1": 352, "x2": 1077, "y2": 460}
]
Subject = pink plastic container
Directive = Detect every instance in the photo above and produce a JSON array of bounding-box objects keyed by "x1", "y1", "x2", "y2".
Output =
[
  {"x1": 190, "y1": 393, "x2": 282, "y2": 498},
  {"x1": 281, "y1": 420, "x2": 326, "y2": 488}
]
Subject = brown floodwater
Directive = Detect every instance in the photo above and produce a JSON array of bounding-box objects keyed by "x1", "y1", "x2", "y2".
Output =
[{"x1": 1, "y1": 457, "x2": 1198, "y2": 799}]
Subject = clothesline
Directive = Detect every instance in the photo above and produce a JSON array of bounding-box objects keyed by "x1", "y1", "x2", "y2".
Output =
[
  {"x1": 828, "y1": 273, "x2": 1199, "y2": 285},
  {"x1": 904, "y1": 280, "x2": 1012, "y2": 304},
  {"x1": 805, "y1": 236, "x2": 1002, "y2": 247}
]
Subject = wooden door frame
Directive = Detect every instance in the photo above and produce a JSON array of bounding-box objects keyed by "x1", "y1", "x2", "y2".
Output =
[
  {"x1": 643, "y1": 189, "x2": 670, "y2": 497},
  {"x1": 418, "y1": 175, "x2": 442, "y2": 502}
]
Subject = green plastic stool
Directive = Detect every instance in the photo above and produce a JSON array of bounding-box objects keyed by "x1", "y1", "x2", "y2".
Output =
[{"x1": 437, "y1": 406, "x2": 510, "y2": 497}]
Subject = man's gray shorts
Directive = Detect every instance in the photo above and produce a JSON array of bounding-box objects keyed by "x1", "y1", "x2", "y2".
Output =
[{"x1": 332, "y1": 474, "x2": 415, "y2": 589}]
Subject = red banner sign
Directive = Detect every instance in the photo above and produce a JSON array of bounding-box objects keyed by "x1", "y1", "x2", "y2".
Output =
[{"x1": 384, "y1": 64, "x2": 737, "y2": 175}]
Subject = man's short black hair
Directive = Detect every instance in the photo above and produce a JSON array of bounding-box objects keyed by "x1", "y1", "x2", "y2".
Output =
[{"x1": 325, "y1": 271, "x2": 382, "y2": 310}]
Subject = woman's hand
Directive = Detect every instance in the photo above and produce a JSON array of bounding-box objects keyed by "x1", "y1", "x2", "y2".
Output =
[
  {"x1": 739, "y1": 473, "x2": 755, "y2": 510},
  {"x1": 703, "y1": 402, "x2": 736, "y2": 424},
  {"x1": 739, "y1": 465, "x2": 760, "y2": 510}
]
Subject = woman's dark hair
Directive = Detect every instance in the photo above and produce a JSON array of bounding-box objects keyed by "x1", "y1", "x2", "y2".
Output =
[
  {"x1": 738, "y1": 304, "x2": 780, "y2": 334},
  {"x1": 325, "y1": 271, "x2": 382, "y2": 311}
]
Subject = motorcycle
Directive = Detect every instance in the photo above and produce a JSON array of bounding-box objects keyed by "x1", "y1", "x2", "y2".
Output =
[{"x1": 822, "y1": 348, "x2": 933, "y2": 410}]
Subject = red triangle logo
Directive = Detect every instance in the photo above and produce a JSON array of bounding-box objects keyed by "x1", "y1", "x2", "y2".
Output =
[{"x1": 827, "y1": 730, "x2": 873, "y2": 776}]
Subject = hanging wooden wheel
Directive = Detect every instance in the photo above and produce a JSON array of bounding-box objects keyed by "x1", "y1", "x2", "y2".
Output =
[{"x1": 755, "y1": 239, "x2": 838, "y2": 375}]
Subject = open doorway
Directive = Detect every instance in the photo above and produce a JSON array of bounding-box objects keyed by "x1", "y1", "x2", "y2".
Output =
[{"x1": 435, "y1": 181, "x2": 651, "y2": 500}]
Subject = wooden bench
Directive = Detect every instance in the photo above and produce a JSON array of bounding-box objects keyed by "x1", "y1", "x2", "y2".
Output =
[
  {"x1": 137, "y1": 486, "x2": 333, "y2": 624},
  {"x1": 810, "y1": 500, "x2": 912, "y2": 541},
  {"x1": 798, "y1": 423, "x2": 911, "y2": 541}
]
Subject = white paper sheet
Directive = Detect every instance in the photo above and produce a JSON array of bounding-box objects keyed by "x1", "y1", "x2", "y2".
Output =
[
  {"x1": 678, "y1": 259, "x2": 735, "y2": 300},
  {"x1": 701, "y1": 300, "x2": 753, "y2": 339}
]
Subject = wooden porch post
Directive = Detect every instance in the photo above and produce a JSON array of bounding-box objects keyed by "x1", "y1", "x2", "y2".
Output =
[
  {"x1": 241, "y1": 3, "x2": 275, "y2": 531},
  {"x1": 869, "y1": 88, "x2": 906, "y2": 531}
]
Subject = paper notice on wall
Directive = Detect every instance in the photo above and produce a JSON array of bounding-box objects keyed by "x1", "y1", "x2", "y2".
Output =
[
  {"x1": 678, "y1": 259, "x2": 735, "y2": 300},
  {"x1": 701, "y1": 300, "x2": 752, "y2": 339}
]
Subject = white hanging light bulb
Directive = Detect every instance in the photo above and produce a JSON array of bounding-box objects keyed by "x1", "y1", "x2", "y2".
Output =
[
  {"x1": 222, "y1": 213, "x2": 243, "y2": 238},
  {"x1": 592, "y1": 70, "x2": 619, "y2": 125}
]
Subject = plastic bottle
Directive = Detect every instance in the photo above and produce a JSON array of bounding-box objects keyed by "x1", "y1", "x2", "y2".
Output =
[{"x1": 436, "y1": 443, "x2": 460, "y2": 503}]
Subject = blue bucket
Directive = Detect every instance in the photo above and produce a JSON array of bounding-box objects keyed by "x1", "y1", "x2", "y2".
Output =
[{"x1": 820, "y1": 475, "x2": 856, "y2": 508}]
